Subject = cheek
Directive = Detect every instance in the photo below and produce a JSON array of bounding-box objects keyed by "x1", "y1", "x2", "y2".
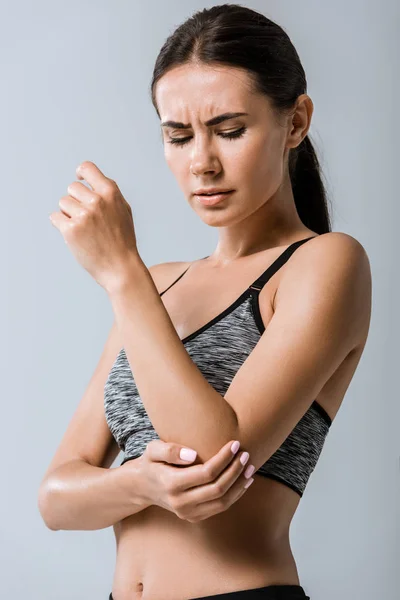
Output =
[
  {"x1": 165, "y1": 148, "x2": 183, "y2": 174},
  {"x1": 246, "y1": 137, "x2": 283, "y2": 184},
  {"x1": 231, "y1": 137, "x2": 269, "y2": 181}
]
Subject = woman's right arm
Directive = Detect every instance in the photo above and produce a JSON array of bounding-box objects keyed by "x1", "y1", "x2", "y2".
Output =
[
  {"x1": 38, "y1": 458, "x2": 147, "y2": 531},
  {"x1": 37, "y1": 320, "x2": 150, "y2": 531}
]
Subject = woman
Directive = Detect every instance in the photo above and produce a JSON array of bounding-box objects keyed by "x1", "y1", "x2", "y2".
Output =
[{"x1": 39, "y1": 4, "x2": 372, "y2": 599}]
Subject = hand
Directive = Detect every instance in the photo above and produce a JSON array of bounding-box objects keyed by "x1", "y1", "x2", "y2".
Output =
[
  {"x1": 127, "y1": 439, "x2": 255, "y2": 523},
  {"x1": 49, "y1": 161, "x2": 139, "y2": 292}
]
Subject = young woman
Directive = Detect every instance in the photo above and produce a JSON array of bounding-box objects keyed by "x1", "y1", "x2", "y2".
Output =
[{"x1": 39, "y1": 4, "x2": 372, "y2": 599}]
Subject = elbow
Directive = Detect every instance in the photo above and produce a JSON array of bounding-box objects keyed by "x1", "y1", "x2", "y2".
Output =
[
  {"x1": 37, "y1": 484, "x2": 60, "y2": 531},
  {"x1": 197, "y1": 414, "x2": 240, "y2": 463}
]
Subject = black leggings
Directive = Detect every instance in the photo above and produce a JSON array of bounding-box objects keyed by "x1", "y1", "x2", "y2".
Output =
[{"x1": 109, "y1": 584, "x2": 310, "y2": 599}]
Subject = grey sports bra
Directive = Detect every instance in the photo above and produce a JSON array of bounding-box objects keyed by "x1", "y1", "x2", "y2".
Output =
[{"x1": 104, "y1": 235, "x2": 332, "y2": 497}]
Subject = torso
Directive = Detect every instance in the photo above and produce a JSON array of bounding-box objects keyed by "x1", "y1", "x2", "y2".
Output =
[{"x1": 110, "y1": 234, "x2": 368, "y2": 600}]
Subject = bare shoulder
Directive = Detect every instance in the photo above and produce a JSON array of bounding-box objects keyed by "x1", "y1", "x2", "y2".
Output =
[
  {"x1": 147, "y1": 260, "x2": 192, "y2": 293},
  {"x1": 301, "y1": 232, "x2": 370, "y2": 283},
  {"x1": 302, "y1": 231, "x2": 369, "y2": 258},
  {"x1": 283, "y1": 231, "x2": 371, "y2": 282},
  {"x1": 276, "y1": 231, "x2": 372, "y2": 348}
]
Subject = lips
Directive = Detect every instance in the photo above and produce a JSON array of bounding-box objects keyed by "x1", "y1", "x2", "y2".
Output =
[
  {"x1": 197, "y1": 191, "x2": 231, "y2": 196},
  {"x1": 193, "y1": 188, "x2": 233, "y2": 195},
  {"x1": 194, "y1": 190, "x2": 234, "y2": 206}
]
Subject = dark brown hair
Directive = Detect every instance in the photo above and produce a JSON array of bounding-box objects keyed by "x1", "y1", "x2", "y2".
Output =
[{"x1": 150, "y1": 3, "x2": 332, "y2": 233}]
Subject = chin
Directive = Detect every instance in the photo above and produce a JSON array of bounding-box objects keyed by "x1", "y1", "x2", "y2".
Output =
[{"x1": 197, "y1": 207, "x2": 247, "y2": 228}]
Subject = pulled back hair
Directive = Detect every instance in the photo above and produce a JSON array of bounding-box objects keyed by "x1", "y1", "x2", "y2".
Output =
[{"x1": 150, "y1": 3, "x2": 332, "y2": 234}]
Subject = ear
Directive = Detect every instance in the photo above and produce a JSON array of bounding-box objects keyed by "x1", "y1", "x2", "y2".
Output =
[{"x1": 286, "y1": 94, "x2": 314, "y2": 150}]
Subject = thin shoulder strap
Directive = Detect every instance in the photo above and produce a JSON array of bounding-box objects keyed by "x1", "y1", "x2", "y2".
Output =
[
  {"x1": 159, "y1": 256, "x2": 209, "y2": 297},
  {"x1": 249, "y1": 236, "x2": 318, "y2": 292}
]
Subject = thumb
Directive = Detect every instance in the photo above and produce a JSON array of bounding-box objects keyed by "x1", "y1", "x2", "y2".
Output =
[
  {"x1": 179, "y1": 446, "x2": 197, "y2": 462},
  {"x1": 164, "y1": 442, "x2": 197, "y2": 464},
  {"x1": 145, "y1": 440, "x2": 198, "y2": 464}
]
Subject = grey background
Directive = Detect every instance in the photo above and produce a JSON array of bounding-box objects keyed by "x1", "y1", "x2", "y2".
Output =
[{"x1": 1, "y1": 0, "x2": 398, "y2": 598}]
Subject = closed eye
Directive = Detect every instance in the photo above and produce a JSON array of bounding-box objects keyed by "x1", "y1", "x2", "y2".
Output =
[{"x1": 168, "y1": 126, "x2": 247, "y2": 147}]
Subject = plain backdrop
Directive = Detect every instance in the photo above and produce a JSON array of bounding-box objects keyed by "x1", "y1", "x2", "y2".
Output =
[{"x1": 1, "y1": 1, "x2": 399, "y2": 598}]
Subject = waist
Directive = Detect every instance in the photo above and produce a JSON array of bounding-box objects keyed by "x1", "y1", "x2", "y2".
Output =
[{"x1": 112, "y1": 505, "x2": 300, "y2": 600}]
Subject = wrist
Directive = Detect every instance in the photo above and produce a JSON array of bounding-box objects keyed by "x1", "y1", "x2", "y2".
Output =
[
  {"x1": 118, "y1": 457, "x2": 152, "y2": 511},
  {"x1": 105, "y1": 253, "x2": 147, "y2": 297}
]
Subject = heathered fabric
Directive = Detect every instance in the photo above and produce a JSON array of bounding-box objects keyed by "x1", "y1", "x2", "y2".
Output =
[{"x1": 104, "y1": 236, "x2": 332, "y2": 497}]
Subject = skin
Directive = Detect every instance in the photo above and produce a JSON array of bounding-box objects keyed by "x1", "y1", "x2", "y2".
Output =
[{"x1": 105, "y1": 63, "x2": 371, "y2": 599}]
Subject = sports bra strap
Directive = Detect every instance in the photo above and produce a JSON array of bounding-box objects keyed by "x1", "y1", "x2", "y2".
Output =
[
  {"x1": 159, "y1": 256, "x2": 209, "y2": 296},
  {"x1": 249, "y1": 236, "x2": 318, "y2": 292}
]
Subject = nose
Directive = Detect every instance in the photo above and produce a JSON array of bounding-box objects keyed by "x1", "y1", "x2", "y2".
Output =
[{"x1": 190, "y1": 135, "x2": 221, "y2": 176}]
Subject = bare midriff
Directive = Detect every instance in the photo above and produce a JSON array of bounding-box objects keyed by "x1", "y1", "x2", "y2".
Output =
[{"x1": 110, "y1": 477, "x2": 302, "y2": 600}]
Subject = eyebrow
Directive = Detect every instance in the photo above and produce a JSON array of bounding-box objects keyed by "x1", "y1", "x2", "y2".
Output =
[{"x1": 160, "y1": 112, "x2": 249, "y2": 129}]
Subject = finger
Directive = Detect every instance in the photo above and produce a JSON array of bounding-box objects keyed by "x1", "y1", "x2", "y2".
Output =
[
  {"x1": 173, "y1": 440, "x2": 242, "y2": 491},
  {"x1": 211, "y1": 449, "x2": 251, "y2": 492},
  {"x1": 49, "y1": 210, "x2": 70, "y2": 233},
  {"x1": 67, "y1": 181, "x2": 101, "y2": 206},
  {"x1": 188, "y1": 475, "x2": 255, "y2": 523},
  {"x1": 76, "y1": 161, "x2": 114, "y2": 196},
  {"x1": 178, "y1": 448, "x2": 250, "y2": 504},
  {"x1": 58, "y1": 195, "x2": 87, "y2": 219},
  {"x1": 145, "y1": 439, "x2": 198, "y2": 466}
]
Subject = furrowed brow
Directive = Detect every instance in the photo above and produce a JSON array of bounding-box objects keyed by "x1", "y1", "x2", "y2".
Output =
[{"x1": 160, "y1": 112, "x2": 248, "y2": 129}]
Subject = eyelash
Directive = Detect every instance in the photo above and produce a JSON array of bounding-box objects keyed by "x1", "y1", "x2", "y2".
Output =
[{"x1": 168, "y1": 126, "x2": 247, "y2": 147}]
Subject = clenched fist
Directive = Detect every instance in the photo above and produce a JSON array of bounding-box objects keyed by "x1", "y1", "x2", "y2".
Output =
[{"x1": 49, "y1": 161, "x2": 139, "y2": 293}]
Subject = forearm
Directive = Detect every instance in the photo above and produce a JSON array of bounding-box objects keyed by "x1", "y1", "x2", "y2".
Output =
[
  {"x1": 38, "y1": 459, "x2": 148, "y2": 531},
  {"x1": 108, "y1": 256, "x2": 238, "y2": 463}
]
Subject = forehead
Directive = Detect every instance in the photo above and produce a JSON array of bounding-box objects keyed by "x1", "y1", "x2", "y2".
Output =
[{"x1": 155, "y1": 63, "x2": 258, "y2": 120}]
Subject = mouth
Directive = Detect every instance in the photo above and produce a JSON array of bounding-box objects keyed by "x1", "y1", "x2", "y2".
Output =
[{"x1": 194, "y1": 190, "x2": 234, "y2": 206}]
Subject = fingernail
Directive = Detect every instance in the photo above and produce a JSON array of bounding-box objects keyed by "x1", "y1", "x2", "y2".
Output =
[
  {"x1": 230, "y1": 440, "x2": 240, "y2": 454},
  {"x1": 244, "y1": 477, "x2": 254, "y2": 489},
  {"x1": 180, "y1": 448, "x2": 197, "y2": 462},
  {"x1": 240, "y1": 452, "x2": 249, "y2": 466},
  {"x1": 244, "y1": 464, "x2": 255, "y2": 479}
]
